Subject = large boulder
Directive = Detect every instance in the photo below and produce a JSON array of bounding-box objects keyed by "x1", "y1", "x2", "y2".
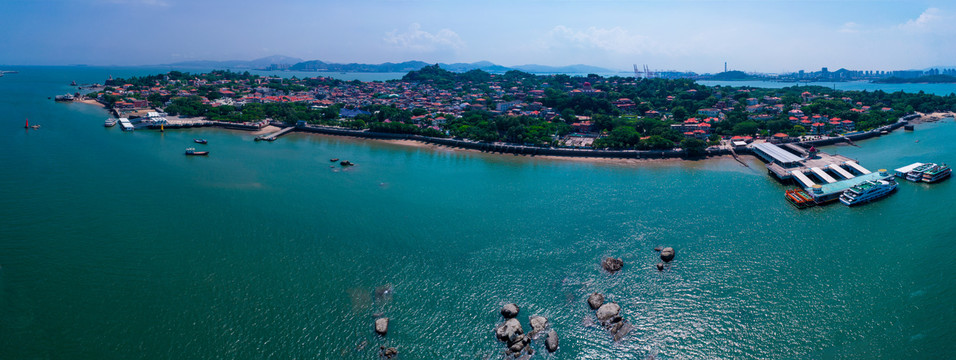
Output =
[
  {"x1": 587, "y1": 293, "x2": 605, "y2": 310},
  {"x1": 500, "y1": 303, "x2": 519, "y2": 319},
  {"x1": 374, "y1": 317, "x2": 389, "y2": 335},
  {"x1": 660, "y1": 247, "x2": 675, "y2": 262},
  {"x1": 529, "y1": 316, "x2": 548, "y2": 335},
  {"x1": 545, "y1": 329, "x2": 559, "y2": 352},
  {"x1": 507, "y1": 334, "x2": 528, "y2": 353},
  {"x1": 601, "y1": 257, "x2": 624, "y2": 272},
  {"x1": 595, "y1": 303, "x2": 621, "y2": 321},
  {"x1": 495, "y1": 318, "x2": 523, "y2": 342}
]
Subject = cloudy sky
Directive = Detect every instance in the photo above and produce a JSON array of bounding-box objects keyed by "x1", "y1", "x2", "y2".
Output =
[{"x1": 2, "y1": 0, "x2": 955, "y2": 73}]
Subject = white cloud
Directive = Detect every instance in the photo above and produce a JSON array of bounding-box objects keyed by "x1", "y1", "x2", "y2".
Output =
[
  {"x1": 547, "y1": 26, "x2": 660, "y2": 55},
  {"x1": 899, "y1": 8, "x2": 942, "y2": 32},
  {"x1": 839, "y1": 22, "x2": 861, "y2": 34},
  {"x1": 383, "y1": 23, "x2": 464, "y2": 52}
]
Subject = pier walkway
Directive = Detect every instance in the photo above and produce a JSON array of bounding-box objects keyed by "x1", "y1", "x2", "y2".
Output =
[
  {"x1": 845, "y1": 161, "x2": 871, "y2": 175},
  {"x1": 791, "y1": 171, "x2": 817, "y2": 187},
  {"x1": 810, "y1": 167, "x2": 838, "y2": 183},
  {"x1": 828, "y1": 165, "x2": 855, "y2": 179},
  {"x1": 256, "y1": 126, "x2": 294, "y2": 141}
]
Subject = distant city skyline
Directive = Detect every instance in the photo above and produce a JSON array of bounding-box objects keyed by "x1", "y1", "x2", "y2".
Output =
[{"x1": 2, "y1": 0, "x2": 956, "y2": 73}]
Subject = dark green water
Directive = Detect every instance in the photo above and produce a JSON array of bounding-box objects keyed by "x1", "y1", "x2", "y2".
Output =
[{"x1": 1, "y1": 67, "x2": 954, "y2": 359}]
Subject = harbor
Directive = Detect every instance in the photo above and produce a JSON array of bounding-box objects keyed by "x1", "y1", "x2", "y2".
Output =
[{"x1": 753, "y1": 141, "x2": 896, "y2": 205}]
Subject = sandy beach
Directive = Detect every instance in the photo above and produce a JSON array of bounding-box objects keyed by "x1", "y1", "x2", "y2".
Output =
[{"x1": 914, "y1": 111, "x2": 956, "y2": 123}]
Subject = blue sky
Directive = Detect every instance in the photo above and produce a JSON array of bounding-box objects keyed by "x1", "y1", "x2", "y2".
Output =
[{"x1": 2, "y1": 0, "x2": 955, "y2": 73}]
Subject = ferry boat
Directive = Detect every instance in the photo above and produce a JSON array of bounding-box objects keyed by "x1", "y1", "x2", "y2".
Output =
[
  {"x1": 184, "y1": 148, "x2": 209, "y2": 156},
  {"x1": 54, "y1": 94, "x2": 74, "y2": 101},
  {"x1": 921, "y1": 164, "x2": 951, "y2": 183},
  {"x1": 839, "y1": 179, "x2": 897, "y2": 206},
  {"x1": 905, "y1": 163, "x2": 936, "y2": 182},
  {"x1": 104, "y1": 118, "x2": 117, "y2": 127},
  {"x1": 785, "y1": 188, "x2": 815, "y2": 209}
]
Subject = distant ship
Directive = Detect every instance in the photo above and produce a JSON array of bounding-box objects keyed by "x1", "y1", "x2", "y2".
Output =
[{"x1": 839, "y1": 179, "x2": 897, "y2": 206}]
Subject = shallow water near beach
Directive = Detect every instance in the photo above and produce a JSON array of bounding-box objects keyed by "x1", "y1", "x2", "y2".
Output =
[{"x1": 1, "y1": 67, "x2": 954, "y2": 359}]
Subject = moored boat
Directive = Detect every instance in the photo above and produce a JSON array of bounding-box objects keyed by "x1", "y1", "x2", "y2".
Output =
[
  {"x1": 839, "y1": 179, "x2": 897, "y2": 206},
  {"x1": 104, "y1": 118, "x2": 117, "y2": 127},
  {"x1": 921, "y1": 164, "x2": 951, "y2": 183},
  {"x1": 194, "y1": 139, "x2": 208, "y2": 144},
  {"x1": 785, "y1": 188, "x2": 816, "y2": 209},
  {"x1": 185, "y1": 148, "x2": 209, "y2": 156}
]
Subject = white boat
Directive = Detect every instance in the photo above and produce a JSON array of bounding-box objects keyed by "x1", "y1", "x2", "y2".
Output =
[
  {"x1": 104, "y1": 118, "x2": 117, "y2": 127},
  {"x1": 921, "y1": 164, "x2": 951, "y2": 183},
  {"x1": 905, "y1": 163, "x2": 934, "y2": 182},
  {"x1": 839, "y1": 179, "x2": 897, "y2": 206}
]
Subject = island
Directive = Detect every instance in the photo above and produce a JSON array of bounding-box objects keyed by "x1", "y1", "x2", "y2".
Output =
[{"x1": 79, "y1": 66, "x2": 956, "y2": 158}]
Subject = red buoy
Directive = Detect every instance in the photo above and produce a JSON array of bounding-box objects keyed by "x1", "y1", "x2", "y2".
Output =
[{"x1": 24, "y1": 118, "x2": 29, "y2": 128}]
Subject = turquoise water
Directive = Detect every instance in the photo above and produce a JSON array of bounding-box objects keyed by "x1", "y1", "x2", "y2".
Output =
[{"x1": 1, "y1": 69, "x2": 954, "y2": 359}]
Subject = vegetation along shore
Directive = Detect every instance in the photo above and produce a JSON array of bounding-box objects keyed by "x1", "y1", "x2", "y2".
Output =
[{"x1": 75, "y1": 66, "x2": 956, "y2": 159}]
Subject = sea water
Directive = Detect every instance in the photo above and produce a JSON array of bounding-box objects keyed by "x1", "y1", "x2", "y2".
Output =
[{"x1": 1, "y1": 67, "x2": 954, "y2": 359}]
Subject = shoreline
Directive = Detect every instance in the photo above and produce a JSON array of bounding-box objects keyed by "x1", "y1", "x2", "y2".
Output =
[{"x1": 71, "y1": 100, "x2": 949, "y2": 164}]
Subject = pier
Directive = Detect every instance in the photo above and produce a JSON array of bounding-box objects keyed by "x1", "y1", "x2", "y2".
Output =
[
  {"x1": 255, "y1": 126, "x2": 294, "y2": 141},
  {"x1": 753, "y1": 142, "x2": 893, "y2": 203}
]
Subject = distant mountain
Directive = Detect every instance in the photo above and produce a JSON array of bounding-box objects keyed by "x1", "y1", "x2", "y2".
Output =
[
  {"x1": 288, "y1": 60, "x2": 431, "y2": 72},
  {"x1": 704, "y1": 71, "x2": 756, "y2": 80},
  {"x1": 510, "y1": 64, "x2": 618, "y2": 74},
  {"x1": 287, "y1": 60, "x2": 618, "y2": 74},
  {"x1": 164, "y1": 55, "x2": 303, "y2": 69}
]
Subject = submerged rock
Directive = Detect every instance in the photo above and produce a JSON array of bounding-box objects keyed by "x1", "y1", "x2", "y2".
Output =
[
  {"x1": 500, "y1": 303, "x2": 519, "y2": 319},
  {"x1": 660, "y1": 247, "x2": 675, "y2": 262},
  {"x1": 587, "y1": 292, "x2": 605, "y2": 310},
  {"x1": 495, "y1": 318, "x2": 523, "y2": 342},
  {"x1": 601, "y1": 257, "x2": 624, "y2": 273},
  {"x1": 596, "y1": 303, "x2": 621, "y2": 321},
  {"x1": 374, "y1": 317, "x2": 389, "y2": 335},
  {"x1": 545, "y1": 329, "x2": 559, "y2": 352},
  {"x1": 374, "y1": 284, "x2": 394, "y2": 301},
  {"x1": 379, "y1": 346, "x2": 398, "y2": 359}
]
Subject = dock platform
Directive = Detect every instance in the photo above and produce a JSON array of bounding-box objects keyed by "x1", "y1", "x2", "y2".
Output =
[{"x1": 256, "y1": 127, "x2": 295, "y2": 141}]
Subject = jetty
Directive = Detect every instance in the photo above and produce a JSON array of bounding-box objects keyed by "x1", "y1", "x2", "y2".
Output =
[
  {"x1": 753, "y1": 142, "x2": 893, "y2": 203},
  {"x1": 255, "y1": 126, "x2": 294, "y2": 141}
]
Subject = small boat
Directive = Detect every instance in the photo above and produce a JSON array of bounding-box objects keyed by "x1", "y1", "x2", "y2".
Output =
[
  {"x1": 785, "y1": 188, "x2": 815, "y2": 209},
  {"x1": 330, "y1": 158, "x2": 339, "y2": 162},
  {"x1": 194, "y1": 139, "x2": 208, "y2": 144},
  {"x1": 340, "y1": 160, "x2": 354, "y2": 166},
  {"x1": 104, "y1": 118, "x2": 117, "y2": 127},
  {"x1": 185, "y1": 148, "x2": 209, "y2": 156}
]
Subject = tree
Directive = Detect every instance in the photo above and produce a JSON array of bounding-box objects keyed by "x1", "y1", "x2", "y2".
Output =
[{"x1": 680, "y1": 138, "x2": 707, "y2": 156}]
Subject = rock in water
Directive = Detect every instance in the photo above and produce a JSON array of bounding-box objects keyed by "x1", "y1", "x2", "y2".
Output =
[
  {"x1": 495, "y1": 318, "x2": 523, "y2": 342},
  {"x1": 374, "y1": 317, "x2": 389, "y2": 335},
  {"x1": 529, "y1": 316, "x2": 548, "y2": 335},
  {"x1": 379, "y1": 346, "x2": 398, "y2": 358},
  {"x1": 601, "y1": 257, "x2": 624, "y2": 272},
  {"x1": 545, "y1": 329, "x2": 559, "y2": 352},
  {"x1": 587, "y1": 292, "x2": 605, "y2": 310},
  {"x1": 656, "y1": 262, "x2": 665, "y2": 271},
  {"x1": 500, "y1": 303, "x2": 519, "y2": 318},
  {"x1": 595, "y1": 303, "x2": 621, "y2": 321},
  {"x1": 654, "y1": 246, "x2": 663, "y2": 252},
  {"x1": 660, "y1": 247, "x2": 675, "y2": 262}
]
